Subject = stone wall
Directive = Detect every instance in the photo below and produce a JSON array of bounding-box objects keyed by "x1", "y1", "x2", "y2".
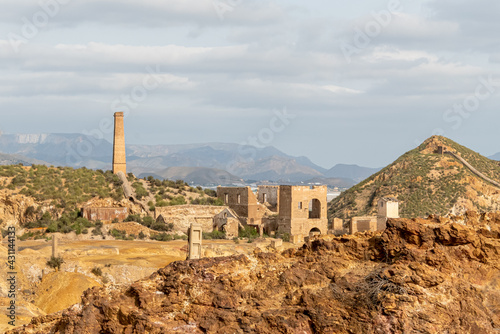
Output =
[
  {"x1": 213, "y1": 208, "x2": 240, "y2": 239},
  {"x1": 82, "y1": 207, "x2": 128, "y2": 223},
  {"x1": 217, "y1": 187, "x2": 267, "y2": 225},
  {"x1": 350, "y1": 216, "x2": 377, "y2": 234},
  {"x1": 257, "y1": 186, "x2": 279, "y2": 210},
  {"x1": 155, "y1": 205, "x2": 226, "y2": 233}
]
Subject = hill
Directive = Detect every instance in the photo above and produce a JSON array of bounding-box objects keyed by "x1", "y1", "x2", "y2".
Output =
[
  {"x1": 0, "y1": 165, "x2": 219, "y2": 236},
  {"x1": 329, "y1": 136, "x2": 500, "y2": 219}
]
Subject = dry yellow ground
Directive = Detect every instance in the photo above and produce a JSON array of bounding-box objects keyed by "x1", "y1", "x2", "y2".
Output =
[
  {"x1": 34, "y1": 271, "x2": 101, "y2": 314},
  {"x1": 0, "y1": 298, "x2": 46, "y2": 333}
]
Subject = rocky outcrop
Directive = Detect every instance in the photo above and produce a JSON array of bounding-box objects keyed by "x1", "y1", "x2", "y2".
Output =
[
  {"x1": 0, "y1": 193, "x2": 39, "y2": 226},
  {"x1": 8, "y1": 212, "x2": 500, "y2": 333}
]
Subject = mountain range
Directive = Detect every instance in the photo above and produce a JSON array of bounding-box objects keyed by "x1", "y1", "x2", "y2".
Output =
[{"x1": 0, "y1": 133, "x2": 379, "y2": 186}]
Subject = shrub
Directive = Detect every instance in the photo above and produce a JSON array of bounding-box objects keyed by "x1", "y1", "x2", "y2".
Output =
[
  {"x1": 47, "y1": 256, "x2": 64, "y2": 270},
  {"x1": 152, "y1": 233, "x2": 173, "y2": 241},
  {"x1": 110, "y1": 229, "x2": 127, "y2": 240},
  {"x1": 138, "y1": 231, "x2": 146, "y2": 240},
  {"x1": 203, "y1": 230, "x2": 226, "y2": 240},
  {"x1": 91, "y1": 267, "x2": 102, "y2": 276},
  {"x1": 278, "y1": 233, "x2": 290, "y2": 243},
  {"x1": 239, "y1": 226, "x2": 259, "y2": 239}
]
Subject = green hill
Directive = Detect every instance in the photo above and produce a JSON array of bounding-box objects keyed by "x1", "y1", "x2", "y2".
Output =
[
  {"x1": 328, "y1": 136, "x2": 500, "y2": 220},
  {"x1": 0, "y1": 164, "x2": 220, "y2": 238}
]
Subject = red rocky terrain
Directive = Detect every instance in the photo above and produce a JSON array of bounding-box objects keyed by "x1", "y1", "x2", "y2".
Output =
[{"x1": 8, "y1": 211, "x2": 500, "y2": 333}]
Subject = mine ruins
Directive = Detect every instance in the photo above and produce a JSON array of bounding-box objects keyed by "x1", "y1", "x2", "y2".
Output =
[{"x1": 81, "y1": 112, "x2": 395, "y2": 242}]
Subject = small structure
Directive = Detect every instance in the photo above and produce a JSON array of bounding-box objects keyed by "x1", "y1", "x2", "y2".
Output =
[
  {"x1": 291, "y1": 234, "x2": 304, "y2": 244},
  {"x1": 270, "y1": 238, "x2": 283, "y2": 249},
  {"x1": 436, "y1": 146, "x2": 446, "y2": 155},
  {"x1": 349, "y1": 216, "x2": 378, "y2": 234},
  {"x1": 188, "y1": 224, "x2": 203, "y2": 260},
  {"x1": 213, "y1": 208, "x2": 240, "y2": 239},
  {"x1": 331, "y1": 218, "x2": 347, "y2": 235},
  {"x1": 377, "y1": 197, "x2": 399, "y2": 231}
]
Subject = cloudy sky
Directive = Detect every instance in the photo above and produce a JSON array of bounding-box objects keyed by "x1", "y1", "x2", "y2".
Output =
[{"x1": 1, "y1": 0, "x2": 500, "y2": 168}]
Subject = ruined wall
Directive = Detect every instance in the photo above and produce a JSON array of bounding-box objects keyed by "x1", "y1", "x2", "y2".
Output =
[
  {"x1": 155, "y1": 205, "x2": 227, "y2": 233},
  {"x1": 350, "y1": 216, "x2": 377, "y2": 234},
  {"x1": 213, "y1": 208, "x2": 240, "y2": 239},
  {"x1": 258, "y1": 186, "x2": 279, "y2": 210},
  {"x1": 82, "y1": 207, "x2": 128, "y2": 223},
  {"x1": 217, "y1": 187, "x2": 266, "y2": 225},
  {"x1": 277, "y1": 185, "x2": 328, "y2": 236}
]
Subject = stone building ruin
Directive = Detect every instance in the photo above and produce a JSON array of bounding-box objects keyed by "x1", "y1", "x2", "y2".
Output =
[
  {"x1": 338, "y1": 197, "x2": 399, "y2": 235},
  {"x1": 216, "y1": 185, "x2": 328, "y2": 242}
]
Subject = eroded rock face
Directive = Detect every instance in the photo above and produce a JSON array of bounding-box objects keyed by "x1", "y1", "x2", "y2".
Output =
[{"x1": 8, "y1": 213, "x2": 500, "y2": 334}]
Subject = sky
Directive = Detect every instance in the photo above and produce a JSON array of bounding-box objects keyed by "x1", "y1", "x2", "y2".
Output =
[{"x1": 1, "y1": 0, "x2": 500, "y2": 169}]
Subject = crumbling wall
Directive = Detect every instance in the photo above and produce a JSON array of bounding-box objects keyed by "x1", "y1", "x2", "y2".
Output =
[
  {"x1": 258, "y1": 186, "x2": 279, "y2": 210},
  {"x1": 217, "y1": 187, "x2": 266, "y2": 225},
  {"x1": 82, "y1": 207, "x2": 128, "y2": 223},
  {"x1": 350, "y1": 216, "x2": 377, "y2": 234},
  {"x1": 155, "y1": 205, "x2": 227, "y2": 233}
]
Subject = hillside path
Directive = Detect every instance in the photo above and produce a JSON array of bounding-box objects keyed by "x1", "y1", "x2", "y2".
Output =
[{"x1": 445, "y1": 151, "x2": 500, "y2": 189}]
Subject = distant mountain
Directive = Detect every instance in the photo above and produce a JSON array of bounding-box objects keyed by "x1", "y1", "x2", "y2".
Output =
[
  {"x1": 0, "y1": 133, "x2": 378, "y2": 186},
  {"x1": 329, "y1": 136, "x2": 500, "y2": 220},
  {"x1": 0, "y1": 133, "x2": 112, "y2": 169},
  {"x1": 0, "y1": 153, "x2": 49, "y2": 166},
  {"x1": 488, "y1": 152, "x2": 500, "y2": 161},
  {"x1": 324, "y1": 164, "x2": 381, "y2": 182},
  {"x1": 125, "y1": 143, "x2": 326, "y2": 183},
  {"x1": 138, "y1": 166, "x2": 243, "y2": 185}
]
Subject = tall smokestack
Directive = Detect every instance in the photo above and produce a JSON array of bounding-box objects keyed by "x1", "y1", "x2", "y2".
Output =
[{"x1": 112, "y1": 112, "x2": 126, "y2": 175}]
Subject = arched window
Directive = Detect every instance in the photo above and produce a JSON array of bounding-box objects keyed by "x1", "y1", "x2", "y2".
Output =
[{"x1": 309, "y1": 199, "x2": 321, "y2": 219}]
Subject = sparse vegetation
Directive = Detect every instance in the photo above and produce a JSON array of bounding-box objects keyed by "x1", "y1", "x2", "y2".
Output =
[
  {"x1": 239, "y1": 226, "x2": 259, "y2": 242},
  {"x1": 202, "y1": 230, "x2": 226, "y2": 240},
  {"x1": 91, "y1": 267, "x2": 103, "y2": 276},
  {"x1": 46, "y1": 255, "x2": 64, "y2": 271},
  {"x1": 329, "y1": 136, "x2": 500, "y2": 220}
]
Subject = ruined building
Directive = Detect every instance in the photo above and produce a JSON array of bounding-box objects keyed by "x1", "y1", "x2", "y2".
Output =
[
  {"x1": 217, "y1": 185, "x2": 328, "y2": 241},
  {"x1": 112, "y1": 112, "x2": 127, "y2": 175},
  {"x1": 345, "y1": 197, "x2": 399, "y2": 234},
  {"x1": 377, "y1": 197, "x2": 399, "y2": 230},
  {"x1": 276, "y1": 185, "x2": 328, "y2": 237},
  {"x1": 217, "y1": 187, "x2": 268, "y2": 226}
]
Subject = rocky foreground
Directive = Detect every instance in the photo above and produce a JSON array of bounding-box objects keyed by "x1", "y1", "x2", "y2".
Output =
[{"x1": 9, "y1": 212, "x2": 500, "y2": 333}]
